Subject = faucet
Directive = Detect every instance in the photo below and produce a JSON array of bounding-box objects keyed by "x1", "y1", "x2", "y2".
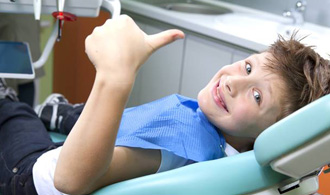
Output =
[{"x1": 283, "y1": 0, "x2": 307, "y2": 25}]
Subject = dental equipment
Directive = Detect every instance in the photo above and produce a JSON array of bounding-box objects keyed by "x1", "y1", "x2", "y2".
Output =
[
  {"x1": 0, "y1": 0, "x2": 121, "y2": 69},
  {"x1": 51, "y1": 0, "x2": 77, "y2": 41},
  {"x1": 50, "y1": 94, "x2": 330, "y2": 195},
  {"x1": 33, "y1": 0, "x2": 41, "y2": 20}
]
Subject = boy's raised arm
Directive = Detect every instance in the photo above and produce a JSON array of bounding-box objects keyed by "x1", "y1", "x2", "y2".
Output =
[{"x1": 54, "y1": 15, "x2": 184, "y2": 194}]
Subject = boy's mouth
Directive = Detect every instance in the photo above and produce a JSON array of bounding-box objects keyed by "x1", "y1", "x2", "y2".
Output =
[{"x1": 212, "y1": 81, "x2": 228, "y2": 112}]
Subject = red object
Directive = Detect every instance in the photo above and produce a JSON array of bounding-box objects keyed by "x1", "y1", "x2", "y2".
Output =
[{"x1": 52, "y1": 11, "x2": 77, "y2": 21}]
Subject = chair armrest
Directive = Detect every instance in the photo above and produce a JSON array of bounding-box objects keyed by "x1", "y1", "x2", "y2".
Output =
[{"x1": 92, "y1": 151, "x2": 288, "y2": 195}]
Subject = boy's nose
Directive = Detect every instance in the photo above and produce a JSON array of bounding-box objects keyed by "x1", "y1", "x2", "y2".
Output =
[{"x1": 225, "y1": 76, "x2": 249, "y2": 97}]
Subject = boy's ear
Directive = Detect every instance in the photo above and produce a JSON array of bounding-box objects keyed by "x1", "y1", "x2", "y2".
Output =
[{"x1": 146, "y1": 30, "x2": 185, "y2": 51}]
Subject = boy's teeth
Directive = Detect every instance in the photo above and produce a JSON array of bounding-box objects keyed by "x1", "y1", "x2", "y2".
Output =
[
  {"x1": 217, "y1": 86, "x2": 228, "y2": 112},
  {"x1": 217, "y1": 87, "x2": 224, "y2": 108}
]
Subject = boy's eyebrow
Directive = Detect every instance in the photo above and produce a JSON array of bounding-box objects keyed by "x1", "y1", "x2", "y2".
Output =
[
  {"x1": 253, "y1": 54, "x2": 274, "y2": 107},
  {"x1": 261, "y1": 82, "x2": 274, "y2": 110},
  {"x1": 247, "y1": 54, "x2": 259, "y2": 69},
  {"x1": 253, "y1": 54, "x2": 261, "y2": 67}
]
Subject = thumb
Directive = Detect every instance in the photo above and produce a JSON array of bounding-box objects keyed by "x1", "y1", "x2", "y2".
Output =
[{"x1": 146, "y1": 29, "x2": 185, "y2": 51}]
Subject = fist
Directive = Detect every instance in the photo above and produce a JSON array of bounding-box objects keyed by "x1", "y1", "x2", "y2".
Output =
[{"x1": 85, "y1": 15, "x2": 184, "y2": 81}]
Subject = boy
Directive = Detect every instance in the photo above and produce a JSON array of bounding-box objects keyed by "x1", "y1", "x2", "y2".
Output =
[{"x1": 0, "y1": 15, "x2": 329, "y2": 195}]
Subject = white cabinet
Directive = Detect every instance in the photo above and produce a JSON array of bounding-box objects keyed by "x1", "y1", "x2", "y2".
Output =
[
  {"x1": 139, "y1": 25, "x2": 184, "y2": 104},
  {"x1": 180, "y1": 34, "x2": 233, "y2": 99},
  {"x1": 127, "y1": 21, "x2": 185, "y2": 107}
]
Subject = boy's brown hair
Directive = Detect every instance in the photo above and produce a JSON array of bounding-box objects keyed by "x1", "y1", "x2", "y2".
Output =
[{"x1": 266, "y1": 32, "x2": 330, "y2": 120}]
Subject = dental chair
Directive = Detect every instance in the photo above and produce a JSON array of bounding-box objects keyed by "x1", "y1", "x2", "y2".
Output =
[{"x1": 49, "y1": 94, "x2": 330, "y2": 195}]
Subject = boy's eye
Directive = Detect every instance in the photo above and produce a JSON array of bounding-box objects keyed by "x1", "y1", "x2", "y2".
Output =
[
  {"x1": 253, "y1": 90, "x2": 261, "y2": 104},
  {"x1": 245, "y1": 63, "x2": 252, "y2": 74}
]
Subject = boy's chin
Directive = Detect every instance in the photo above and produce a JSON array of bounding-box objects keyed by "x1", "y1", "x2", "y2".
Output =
[
  {"x1": 197, "y1": 87, "x2": 209, "y2": 103},
  {"x1": 197, "y1": 90, "x2": 208, "y2": 110}
]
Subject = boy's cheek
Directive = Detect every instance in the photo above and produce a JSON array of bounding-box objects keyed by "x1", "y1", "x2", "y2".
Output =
[
  {"x1": 231, "y1": 107, "x2": 255, "y2": 129},
  {"x1": 233, "y1": 106, "x2": 251, "y2": 120}
]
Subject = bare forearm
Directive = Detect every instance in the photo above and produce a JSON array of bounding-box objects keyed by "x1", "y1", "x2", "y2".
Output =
[
  {"x1": 54, "y1": 15, "x2": 184, "y2": 194},
  {"x1": 54, "y1": 73, "x2": 134, "y2": 193}
]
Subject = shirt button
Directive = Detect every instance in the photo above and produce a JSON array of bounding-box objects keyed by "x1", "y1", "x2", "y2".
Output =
[{"x1": 12, "y1": 167, "x2": 18, "y2": 173}]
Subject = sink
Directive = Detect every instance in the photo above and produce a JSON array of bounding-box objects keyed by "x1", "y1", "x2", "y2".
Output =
[
  {"x1": 139, "y1": 0, "x2": 232, "y2": 15},
  {"x1": 214, "y1": 13, "x2": 280, "y2": 43},
  {"x1": 214, "y1": 13, "x2": 320, "y2": 39},
  {"x1": 214, "y1": 13, "x2": 330, "y2": 59}
]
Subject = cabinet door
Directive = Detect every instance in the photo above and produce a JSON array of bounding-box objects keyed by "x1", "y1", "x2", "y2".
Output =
[
  {"x1": 180, "y1": 34, "x2": 233, "y2": 99},
  {"x1": 128, "y1": 23, "x2": 185, "y2": 106}
]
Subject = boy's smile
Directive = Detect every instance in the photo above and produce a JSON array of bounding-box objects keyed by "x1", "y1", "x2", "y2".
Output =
[
  {"x1": 198, "y1": 52, "x2": 285, "y2": 139},
  {"x1": 212, "y1": 79, "x2": 228, "y2": 112}
]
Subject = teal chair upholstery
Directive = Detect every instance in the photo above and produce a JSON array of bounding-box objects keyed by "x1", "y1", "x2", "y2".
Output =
[{"x1": 49, "y1": 94, "x2": 330, "y2": 195}]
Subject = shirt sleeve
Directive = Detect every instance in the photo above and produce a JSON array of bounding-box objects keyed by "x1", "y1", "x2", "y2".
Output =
[{"x1": 157, "y1": 149, "x2": 194, "y2": 173}]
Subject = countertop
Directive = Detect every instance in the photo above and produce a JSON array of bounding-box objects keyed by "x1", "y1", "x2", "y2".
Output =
[{"x1": 121, "y1": 0, "x2": 330, "y2": 58}]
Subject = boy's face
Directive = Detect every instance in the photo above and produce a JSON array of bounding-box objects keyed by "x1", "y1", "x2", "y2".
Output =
[{"x1": 198, "y1": 52, "x2": 284, "y2": 138}]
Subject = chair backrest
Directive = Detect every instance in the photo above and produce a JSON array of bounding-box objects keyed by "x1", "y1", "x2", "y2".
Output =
[{"x1": 254, "y1": 94, "x2": 330, "y2": 178}]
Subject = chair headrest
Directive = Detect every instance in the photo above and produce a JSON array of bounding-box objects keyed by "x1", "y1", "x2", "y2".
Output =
[{"x1": 254, "y1": 94, "x2": 330, "y2": 167}]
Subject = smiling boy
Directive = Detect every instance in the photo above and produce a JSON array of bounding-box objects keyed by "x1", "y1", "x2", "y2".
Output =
[
  {"x1": 37, "y1": 24, "x2": 327, "y2": 195},
  {"x1": 1, "y1": 15, "x2": 329, "y2": 195},
  {"x1": 199, "y1": 52, "x2": 285, "y2": 152}
]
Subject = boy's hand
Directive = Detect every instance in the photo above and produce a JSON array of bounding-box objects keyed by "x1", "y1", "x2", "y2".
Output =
[{"x1": 85, "y1": 15, "x2": 185, "y2": 83}]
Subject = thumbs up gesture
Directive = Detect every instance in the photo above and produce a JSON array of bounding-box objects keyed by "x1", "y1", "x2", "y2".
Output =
[{"x1": 85, "y1": 15, "x2": 184, "y2": 83}]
